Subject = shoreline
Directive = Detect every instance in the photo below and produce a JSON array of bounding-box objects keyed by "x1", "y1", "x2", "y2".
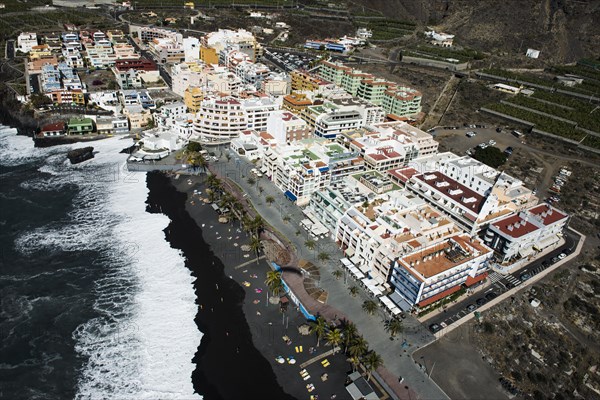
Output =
[{"x1": 147, "y1": 171, "x2": 353, "y2": 400}]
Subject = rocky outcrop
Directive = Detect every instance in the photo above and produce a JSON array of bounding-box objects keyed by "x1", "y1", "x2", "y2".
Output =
[{"x1": 67, "y1": 147, "x2": 94, "y2": 164}]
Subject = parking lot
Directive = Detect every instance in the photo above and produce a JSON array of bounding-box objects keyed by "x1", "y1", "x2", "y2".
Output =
[
  {"x1": 432, "y1": 124, "x2": 523, "y2": 156},
  {"x1": 263, "y1": 48, "x2": 316, "y2": 72}
]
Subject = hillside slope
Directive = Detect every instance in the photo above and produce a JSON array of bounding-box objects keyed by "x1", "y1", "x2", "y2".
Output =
[{"x1": 347, "y1": 0, "x2": 600, "y2": 63}]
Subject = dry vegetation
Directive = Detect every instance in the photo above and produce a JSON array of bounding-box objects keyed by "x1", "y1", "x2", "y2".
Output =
[{"x1": 473, "y1": 256, "x2": 600, "y2": 400}]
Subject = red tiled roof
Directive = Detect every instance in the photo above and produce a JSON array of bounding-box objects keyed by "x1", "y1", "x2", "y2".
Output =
[
  {"x1": 528, "y1": 204, "x2": 567, "y2": 226},
  {"x1": 493, "y1": 214, "x2": 539, "y2": 238},
  {"x1": 418, "y1": 285, "x2": 462, "y2": 307},
  {"x1": 415, "y1": 171, "x2": 485, "y2": 212},
  {"x1": 465, "y1": 272, "x2": 488, "y2": 287},
  {"x1": 387, "y1": 167, "x2": 418, "y2": 184},
  {"x1": 41, "y1": 121, "x2": 65, "y2": 132}
]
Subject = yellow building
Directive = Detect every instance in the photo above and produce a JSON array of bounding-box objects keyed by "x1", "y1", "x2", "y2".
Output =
[
  {"x1": 184, "y1": 2, "x2": 194, "y2": 9},
  {"x1": 184, "y1": 86, "x2": 204, "y2": 113},
  {"x1": 47, "y1": 89, "x2": 86, "y2": 106},
  {"x1": 200, "y1": 46, "x2": 219, "y2": 64},
  {"x1": 290, "y1": 70, "x2": 327, "y2": 92},
  {"x1": 282, "y1": 92, "x2": 313, "y2": 114},
  {"x1": 29, "y1": 44, "x2": 52, "y2": 60}
]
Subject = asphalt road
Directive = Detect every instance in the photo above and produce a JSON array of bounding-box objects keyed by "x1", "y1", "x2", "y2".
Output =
[
  {"x1": 29, "y1": 73, "x2": 40, "y2": 94},
  {"x1": 426, "y1": 229, "x2": 580, "y2": 330},
  {"x1": 6, "y1": 40, "x2": 15, "y2": 59},
  {"x1": 127, "y1": 37, "x2": 172, "y2": 88}
]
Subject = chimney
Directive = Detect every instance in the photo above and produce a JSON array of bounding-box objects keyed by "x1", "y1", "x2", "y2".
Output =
[{"x1": 508, "y1": 224, "x2": 514, "y2": 231}]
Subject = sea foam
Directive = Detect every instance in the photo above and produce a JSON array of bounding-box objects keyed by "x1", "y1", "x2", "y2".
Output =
[{"x1": 2, "y1": 130, "x2": 202, "y2": 399}]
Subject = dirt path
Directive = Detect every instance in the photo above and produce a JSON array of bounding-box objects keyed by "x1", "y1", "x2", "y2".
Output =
[{"x1": 420, "y1": 75, "x2": 460, "y2": 130}]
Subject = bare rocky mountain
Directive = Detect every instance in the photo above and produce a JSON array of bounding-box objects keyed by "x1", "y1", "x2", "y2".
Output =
[{"x1": 347, "y1": 0, "x2": 600, "y2": 63}]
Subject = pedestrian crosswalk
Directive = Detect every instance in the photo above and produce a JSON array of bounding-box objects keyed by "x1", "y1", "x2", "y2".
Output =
[
  {"x1": 505, "y1": 275, "x2": 522, "y2": 286},
  {"x1": 488, "y1": 271, "x2": 521, "y2": 287},
  {"x1": 488, "y1": 271, "x2": 504, "y2": 285}
]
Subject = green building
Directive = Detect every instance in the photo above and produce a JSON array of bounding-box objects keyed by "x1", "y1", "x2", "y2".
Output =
[{"x1": 67, "y1": 117, "x2": 95, "y2": 135}]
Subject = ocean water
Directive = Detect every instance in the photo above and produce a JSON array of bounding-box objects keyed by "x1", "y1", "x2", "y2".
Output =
[{"x1": 0, "y1": 126, "x2": 202, "y2": 399}]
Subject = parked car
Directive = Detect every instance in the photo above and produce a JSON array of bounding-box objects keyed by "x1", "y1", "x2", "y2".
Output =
[
  {"x1": 504, "y1": 146, "x2": 513, "y2": 155},
  {"x1": 558, "y1": 253, "x2": 567, "y2": 260},
  {"x1": 476, "y1": 298, "x2": 488, "y2": 306},
  {"x1": 489, "y1": 139, "x2": 496, "y2": 146},
  {"x1": 466, "y1": 131, "x2": 476, "y2": 137},
  {"x1": 551, "y1": 256, "x2": 559, "y2": 263},
  {"x1": 429, "y1": 323, "x2": 442, "y2": 333},
  {"x1": 496, "y1": 127, "x2": 502, "y2": 132},
  {"x1": 466, "y1": 304, "x2": 477, "y2": 312},
  {"x1": 485, "y1": 292, "x2": 498, "y2": 301},
  {"x1": 520, "y1": 272, "x2": 531, "y2": 281}
]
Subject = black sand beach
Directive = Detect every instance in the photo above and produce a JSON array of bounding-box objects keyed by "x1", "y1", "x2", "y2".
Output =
[{"x1": 146, "y1": 171, "x2": 353, "y2": 400}]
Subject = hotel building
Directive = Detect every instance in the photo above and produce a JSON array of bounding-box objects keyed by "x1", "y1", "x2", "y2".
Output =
[
  {"x1": 390, "y1": 234, "x2": 492, "y2": 310},
  {"x1": 484, "y1": 203, "x2": 568, "y2": 263}
]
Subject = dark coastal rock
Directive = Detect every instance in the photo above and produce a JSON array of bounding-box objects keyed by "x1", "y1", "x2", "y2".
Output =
[{"x1": 67, "y1": 147, "x2": 94, "y2": 164}]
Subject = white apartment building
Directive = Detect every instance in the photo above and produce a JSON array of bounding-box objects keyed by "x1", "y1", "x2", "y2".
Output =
[
  {"x1": 484, "y1": 203, "x2": 568, "y2": 263},
  {"x1": 398, "y1": 155, "x2": 537, "y2": 235},
  {"x1": 183, "y1": 36, "x2": 200, "y2": 62},
  {"x1": 192, "y1": 97, "x2": 247, "y2": 145},
  {"x1": 329, "y1": 97, "x2": 385, "y2": 126},
  {"x1": 131, "y1": 25, "x2": 183, "y2": 44},
  {"x1": 335, "y1": 188, "x2": 460, "y2": 283},
  {"x1": 17, "y1": 32, "x2": 38, "y2": 53},
  {"x1": 266, "y1": 110, "x2": 312, "y2": 144},
  {"x1": 242, "y1": 97, "x2": 279, "y2": 132},
  {"x1": 262, "y1": 140, "x2": 363, "y2": 206},
  {"x1": 171, "y1": 61, "x2": 207, "y2": 97},
  {"x1": 337, "y1": 122, "x2": 437, "y2": 173},
  {"x1": 390, "y1": 234, "x2": 492, "y2": 310},
  {"x1": 205, "y1": 67, "x2": 242, "y2": 96},
  {"x1": 235, "y1": 61, "x2": 271, "y2": 89},
  {"x1": 62, "y1": 48, "x2": 84, "y2": 69},
  {"x1": 149, "y1": 38, "x2": 185, "y2": 64},
  {"x1": 203, "y1": 29, "x2": 261, "y2": 61},
  {"x1": 220, "y1": 47, "x2": 251, "y2": 70},
  {"x1": 261, "y1": 72, "x2": 290, "y2": 96},
  {"x1": 155, "y1": 101, "x2": 187, "y2": 127},
  {"x1": 113, "y1": 44, "x2": 139, "y2": 60}
]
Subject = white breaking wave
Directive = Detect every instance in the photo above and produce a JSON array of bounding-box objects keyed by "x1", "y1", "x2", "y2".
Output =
[{"x1": 1, "y1": 128, "x2": 202, "y2": 399}]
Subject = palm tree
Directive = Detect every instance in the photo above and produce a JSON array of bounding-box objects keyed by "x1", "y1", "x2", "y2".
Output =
[
  {"x1": 384, "y1": 318, "x2": 403, "y2": 338},
  {"x1": 265, "y1": 270, "x2": 282, "y2": 292},
  {"x1": 362, "y1": 300, "x2": 378, "y2": 315},
  {"x1": 348, "y1": 355, "x2": 361, "y2": 372},
  {"x1": 340, "y1": 320, "x2": 358, "y2": 355},
  {"x1": 249, "y1": 236, "x2": 262, "y2": 263},
  {"x1": 250, "y1": 215, "x2": 264, "y2": 237},
  {"x1": 205, "y1": 174, "x2": 221, "y2": 190},
  {"x1": 282, "y1": 215, "x2": 291, "y2": 224},
  {"x1": 332, "y1": 270, "x2": 343, "y2": 280},
  {"x1": 325, "y1": 328, "x2": 342, "y2": 353},
  {"x1": 309, "y1": 316, "x2": 328, "y2": 347},
  {"x1": 247, "y1": 177, "x2": 256, "y2": 185},
  {"x1": 265, "y1": 195, "x2": 275, "y2": 205},
  {"x1": 348, "y1": 336, "x2": 368, "y2": 360},
  {"x1": 349, "y1": 286, "x2": 359, "y2": 297},
  {"x1": 196, "y1": 154, "x2": 207, "y2": 172},
  {"x1": 304, "y1": 239, "x2": 316, "y2": 250},
  {"x1": 362, "y1": 351, "x2": 383, "y2": 381},
  {"x1": 318, "y1": 252, "x2": 330, "y2": 262}
]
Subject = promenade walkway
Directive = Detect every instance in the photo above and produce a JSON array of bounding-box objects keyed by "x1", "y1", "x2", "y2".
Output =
[{"x1": 210, "y1": 154, "x2": 449, "y2": 400}]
